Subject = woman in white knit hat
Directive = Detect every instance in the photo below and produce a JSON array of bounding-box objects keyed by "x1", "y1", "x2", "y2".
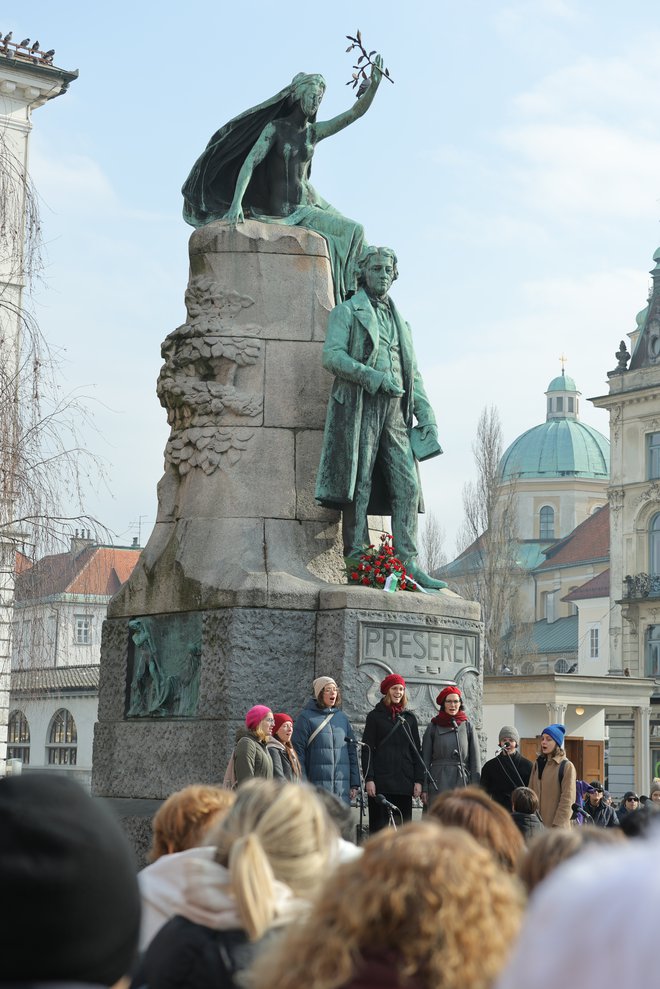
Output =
[{"x1": 292, "y1": 676, "x2": 360, "y2": 805}]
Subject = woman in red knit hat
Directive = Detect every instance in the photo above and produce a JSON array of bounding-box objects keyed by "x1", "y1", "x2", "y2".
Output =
[
  {"x1": 361, "y1": 673, "x2": 422, "y2": 833},
  {"x1": 421, "y1": 685, "x2": 481, "y2": 807},
  {"x1": 267, "y1": 713, "x2": 302, "y2": 782}
]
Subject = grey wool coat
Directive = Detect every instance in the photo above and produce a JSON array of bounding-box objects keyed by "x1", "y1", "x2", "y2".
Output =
[
  {"x1": 421, "y1": 720, "x2": 481, "y2": 797},
  {"x1": 315, "y1": 288, "x2": 435, "y2": 515}
]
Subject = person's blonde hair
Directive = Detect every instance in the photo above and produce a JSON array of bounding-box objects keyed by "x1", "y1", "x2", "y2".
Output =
[
  {"x1": 207, "y1": 779, "x2": 331, "y2": 941},
  {"x1": 518, "y1": 826, "x2": 624, "y2": 893},
  {"x1": 253, "y1": 717, "x2": 272, "y2": 743},
  {"x1": 428, "y1": 785, "x2": 525, "y2": 873},
  {"x1": 245, "y1": 822, "x2": 525, "y2": 989},
  {"x1": 148, "y1": 785, "x2": 235, "y2": 862}
]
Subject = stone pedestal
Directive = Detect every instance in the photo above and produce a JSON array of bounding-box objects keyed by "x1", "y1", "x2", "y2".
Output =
[
  {"x1": 92, "y1": 221, "x2": 483, "y2": 854},
  {"x1": 94, "y1": 588, "x2": 481, "y2": 852}
]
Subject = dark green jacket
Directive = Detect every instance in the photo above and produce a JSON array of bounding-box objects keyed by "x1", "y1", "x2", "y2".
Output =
[{"x1": 315, "y1": 288, "x2": 435, "y2": 513}]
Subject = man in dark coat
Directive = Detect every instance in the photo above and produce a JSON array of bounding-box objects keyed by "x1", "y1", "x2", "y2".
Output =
[
  {"x1": 315, "y1": 246, "x2": 446, "y2": 590},
  {"x1": 585, "y1": 781, "x2": 619, "y2": 827},
  {"x1": 480, "y1": 726, "x2": 533, "y2": 809}
]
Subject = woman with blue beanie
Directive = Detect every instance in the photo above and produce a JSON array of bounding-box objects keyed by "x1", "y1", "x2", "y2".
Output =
[{"x1": 528, "y1": 723, "x2": 576, "y2": 829}]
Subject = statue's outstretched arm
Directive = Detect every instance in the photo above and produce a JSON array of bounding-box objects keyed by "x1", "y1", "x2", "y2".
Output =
[
  {"x1": 224, "y1": 122, "x2": 277, "y2": 225},
  {"x1": 315, "y1": 55, "x2": 383, "y2": 142}
]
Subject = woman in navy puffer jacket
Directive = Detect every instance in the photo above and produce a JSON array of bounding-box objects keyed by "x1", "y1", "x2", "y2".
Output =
[{"x1": 292, "y1": 676, "x2": 360, "y2": 805}]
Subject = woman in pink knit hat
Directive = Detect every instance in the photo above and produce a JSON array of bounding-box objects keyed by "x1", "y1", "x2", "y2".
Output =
[{"x1": 234, "y1": 705, "x2": 275, "y2": 784}]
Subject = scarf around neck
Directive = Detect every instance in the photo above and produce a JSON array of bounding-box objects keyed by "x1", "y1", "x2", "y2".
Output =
[{"x1": 432, "y1": 709, "x2": 468, "y2": 728}]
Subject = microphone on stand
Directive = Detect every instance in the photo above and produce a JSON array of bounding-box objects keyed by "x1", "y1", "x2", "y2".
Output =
[{"x1": 375, "y1": 794, "x2": 399, "y2": 813}]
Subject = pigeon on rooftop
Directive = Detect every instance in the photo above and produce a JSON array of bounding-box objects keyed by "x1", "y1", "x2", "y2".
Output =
[
  {"x1": 3, "y1": 32, "x2": 13, "y2": 43},
  {"x1": 19, "y1": 38, "x2": 30, "y2": 48},
  {"x1": 30, "y1": 40, "x2": 39, "y2": 52}
]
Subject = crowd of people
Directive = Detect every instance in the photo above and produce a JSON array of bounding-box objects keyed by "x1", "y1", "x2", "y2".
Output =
[{"x1": 3, "y1": 674, "x2": 660, "y2": 989}]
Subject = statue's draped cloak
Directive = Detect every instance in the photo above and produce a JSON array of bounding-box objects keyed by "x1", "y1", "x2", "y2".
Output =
[{"x1": 181, "y1": 81, "x2": 365, "y2": 302}]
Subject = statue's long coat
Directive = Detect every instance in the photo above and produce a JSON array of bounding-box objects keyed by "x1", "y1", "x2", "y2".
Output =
[{"x1": 315, "y1": 288, "x2": 436, "y2": 515}]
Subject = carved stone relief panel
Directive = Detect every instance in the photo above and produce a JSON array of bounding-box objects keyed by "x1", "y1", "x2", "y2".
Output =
[
  {"x1": 157, "y1": 276, "x2": 265, "y2": 476},
  {"x1": 126, "y1": 612, "x2": 203, "y2": 718}
]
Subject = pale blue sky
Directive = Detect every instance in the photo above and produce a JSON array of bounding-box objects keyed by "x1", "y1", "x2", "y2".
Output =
[{"x1": 3, "y1": 1, "x2": 660, "y2": 551}]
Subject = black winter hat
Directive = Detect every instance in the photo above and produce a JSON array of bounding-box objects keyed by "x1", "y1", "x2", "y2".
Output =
[{"x1": 0, "y1": 773, "x2": 140, "y2": 985}]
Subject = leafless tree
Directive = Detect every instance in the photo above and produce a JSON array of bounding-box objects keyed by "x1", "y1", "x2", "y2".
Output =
[
  {"x1": 1, "y1": 123, "x2": 107, "y2": 771},
  {"x1": 454, "y1": 406, "x2": 529, "y2": 674},
  {"x1": 418, "y1": 510, "x2": 447, "y2": 575},
  {"x1": 0, "y1": 128, "x2": 105, "y2": 559}
]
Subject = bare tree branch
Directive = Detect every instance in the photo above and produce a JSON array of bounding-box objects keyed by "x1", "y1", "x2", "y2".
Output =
[
  {"x1": 452, "y1": 406, "x2": 529, "y2": 674},
  {"x1": 418, "y1": 510, "x2": 448, "y2": 574}
]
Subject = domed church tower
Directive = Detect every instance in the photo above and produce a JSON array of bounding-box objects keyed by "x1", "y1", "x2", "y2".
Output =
[{"x1": 499, "y1": 369, "x2": 609, "y2": 541}]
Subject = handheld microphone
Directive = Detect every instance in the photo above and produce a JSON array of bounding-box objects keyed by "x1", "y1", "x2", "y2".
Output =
[
  {"x1": 572, "y1": 803, "x2": 594, "y2": 820},
  {"x1": 451, "y1": 718, "x2": 458, "y2": 729},
  {"x1": 347, "y1": 739, "x2": 368, "y2": 747},
  {"x1": 375, "y1": 794, "x2": 399, "y2": 812}
]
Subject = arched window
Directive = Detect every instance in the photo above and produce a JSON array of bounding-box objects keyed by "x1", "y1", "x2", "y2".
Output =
[
  {"x1": 650, "y1": 513, "x2": 660, "y2": 576},
  {"x1": 7, "y1": 710, "x2": 30, "y2": 764},
  {"x1": 46, "y1": 709, "x2": 77, "y2": 765},
  {"x1": 540, "y1": 505, "x2": 555, "y2": 540}
]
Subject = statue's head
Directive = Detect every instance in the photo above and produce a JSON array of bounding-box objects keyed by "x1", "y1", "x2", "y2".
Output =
[
  {"x1": 357, "y1": 246, "x2": 399, "y2": 296},
  {"x1": 290, "y1": 72, "x2": 326, "y2": 119}
]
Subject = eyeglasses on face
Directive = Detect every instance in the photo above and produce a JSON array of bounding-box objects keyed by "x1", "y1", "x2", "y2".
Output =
[{"x1": 626, "y1": 796, "x2": 639, "y2": 802}]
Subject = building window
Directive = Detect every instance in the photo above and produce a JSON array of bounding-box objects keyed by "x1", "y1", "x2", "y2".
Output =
[
  {"x1": 568, "y1": 397, "x2": 574, "y2": 412},
  {"x1": 650, "y1": 514, "x2": 660, "y2": 576},
  {"x1": 539, "y1": 506, "x2": 555, "y2": 539},
  {"x1": 46, "y1": 709, "x2": 77, "y2": 765},
  {"x1": 542, "y1": 590, "x2": 557, "y2": 623},
  {"x1": 648, "y1": 433, "x2": 660, "y2": 479},
  {"x1": 7, "y1": 710, "x2": 30, "y2": 764},
  {"x1": 555, "y1": 397, "x2": 563, "y2": 412},
  {"x1": 74, "y1": 615, "x2": 92, "y2": 645},
  {"x1": 589, "y1": 627, "x2": 599, "y2": 659},
  {"x1": 647, "y1": 626, "x2": 660, "y2": 678}
]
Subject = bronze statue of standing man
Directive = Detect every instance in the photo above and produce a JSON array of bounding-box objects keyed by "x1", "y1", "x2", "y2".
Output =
[{"x1": 315, "y1": 247, "x2": 447, "y2": 591}]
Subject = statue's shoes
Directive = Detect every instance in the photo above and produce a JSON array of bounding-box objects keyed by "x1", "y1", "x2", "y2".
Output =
[{"x1": 403, "y1": 561, "x2": 448, "y2": 591}]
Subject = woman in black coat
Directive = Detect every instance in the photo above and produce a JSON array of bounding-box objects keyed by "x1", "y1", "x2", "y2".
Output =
[{"x1": 361, "y1": 673, "x2": 422, "y2": 833}]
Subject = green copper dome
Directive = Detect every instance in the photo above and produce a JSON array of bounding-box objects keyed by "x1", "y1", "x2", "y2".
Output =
[
  {"x1": 499, "y1": 370, "x2": 609, "y2": 481},
  {"x1": 546, "y1": 374, "x2": 577, "y2": 392},
  {"x1": 499, "y1": 420, "x2": 610, "y2": 481}
]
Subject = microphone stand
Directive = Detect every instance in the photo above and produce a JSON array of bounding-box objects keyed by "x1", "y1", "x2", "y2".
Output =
[
  {"x1": 452, "y1": 718, "x2": 468, "y2": 788},
  {"x1": 497, "y1": 746, "x2": 528, "y2": 790},
  {"x1": 396, "y1": 715, "x2": 438, "y2": 795},
  {"x1": 349, "y1": 739, "x2": 370, "y2": 845}
]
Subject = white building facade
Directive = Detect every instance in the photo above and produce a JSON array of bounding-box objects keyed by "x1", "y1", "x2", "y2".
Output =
[{"x1": 0, "y1": 39, "x2": 77, "y2": 775}]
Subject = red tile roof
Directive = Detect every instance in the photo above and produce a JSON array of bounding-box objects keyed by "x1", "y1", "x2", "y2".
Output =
[
  {"x1": 15, "y1": 544, "x2": 141, "y2": 601},
  {"x1": 536, "y1": 505, "x2": 609, "y2": 570},
  {"x1": 15, "y1": 551, "x2": 33, "y2": 575},
  {"x1": 562, "y1": 569, "x2": 610, "y2": 602}
]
